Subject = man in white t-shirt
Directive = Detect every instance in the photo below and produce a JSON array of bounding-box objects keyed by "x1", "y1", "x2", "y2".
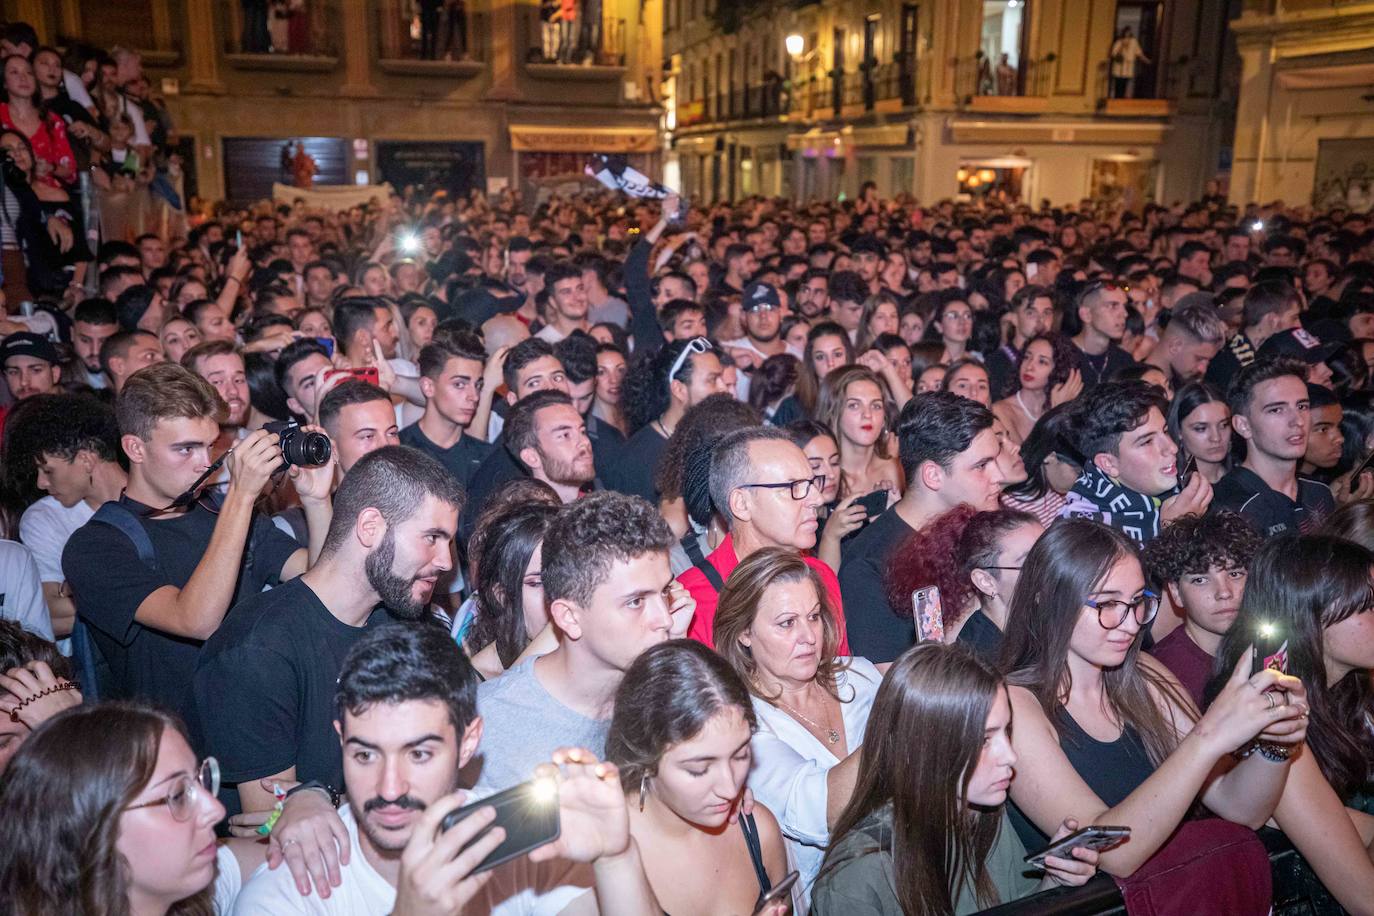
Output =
[
  {"x1": 233, "y1": 623, "x2": 659, "y2": 915},
  {"x1": 8, "y1": 395, "x2": 127, "y2": 641}
]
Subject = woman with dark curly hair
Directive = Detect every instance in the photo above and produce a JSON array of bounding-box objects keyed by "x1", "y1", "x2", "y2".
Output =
[
  {"x1": 1140, "y1": 511, "x2": 1261, "y2": 706},
  {"x1": 991, "y1": 333, "x2": 1081, "y2": 444},
  {"x1": 884, "y1": 505, "x2": 1041, "y2": 662}
]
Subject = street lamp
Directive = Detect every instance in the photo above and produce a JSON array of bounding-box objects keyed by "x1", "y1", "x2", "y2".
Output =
[{"x1": 785, "y1": 33, "x2": 805, "y2": 58}]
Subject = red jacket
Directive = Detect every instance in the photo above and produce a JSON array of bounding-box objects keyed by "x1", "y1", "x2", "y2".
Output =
[{"x1": 677, "y1": 534, "x2": 849, "y2": 653}]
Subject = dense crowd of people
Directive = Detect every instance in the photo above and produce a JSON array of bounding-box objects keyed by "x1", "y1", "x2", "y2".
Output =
[{"x1": 0, "y1": 20, "x2": 1372, "y2": 906}]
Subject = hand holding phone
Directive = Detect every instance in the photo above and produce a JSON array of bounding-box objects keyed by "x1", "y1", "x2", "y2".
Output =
[
  {"x1": 856, "y1": 489, "x2": 888, "y2": 519},
  {"x1": 439, "y1": 778, "x2": 561, "y2": 876},
  {"x1": 1023, "y1": 825, "x2": 1130, "y2": 868},
  {"x1": 394, "y1": 791, "x2": 512, "y2": 914},
  {"x1": 753, "y1": 870, "x2": 799, "y2": 915}
]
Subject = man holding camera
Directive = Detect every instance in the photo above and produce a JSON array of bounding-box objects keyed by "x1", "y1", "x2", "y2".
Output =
[
  {"x1": 61, "y1": 363, "x2": 334, "y2": 721},
  {"x1": 194, "y1": 446, "x2": 462, "y2": 818}
]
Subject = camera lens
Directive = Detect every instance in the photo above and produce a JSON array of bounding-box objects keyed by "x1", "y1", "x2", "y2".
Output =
[{"x1": 279, "y1": 428, "x2": 332, "y2": 467}]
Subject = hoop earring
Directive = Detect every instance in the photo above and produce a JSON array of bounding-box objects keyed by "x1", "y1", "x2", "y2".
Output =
[{"x1": 638, "y1": 773, "x2": 649, "y2": 811}]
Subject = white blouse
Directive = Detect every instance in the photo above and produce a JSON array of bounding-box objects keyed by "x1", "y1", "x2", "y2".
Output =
[{"x1": 747, "y1": 656, "x2": 883, "y2": 890}]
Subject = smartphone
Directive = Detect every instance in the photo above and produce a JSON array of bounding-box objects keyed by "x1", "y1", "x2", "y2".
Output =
[
  {"x1": 856, "y1": 490, "x2": 888, "y2": 519},
  {"x1": 754, "y1": 870, "x2": 799, "y2": 912},
  {"x1": 235, "y1": 229, "x2": 243, "y2": 248},
  {"x1": 912, "y1": 586, "x2": 945, "y2": 643},
  {"x1": 324, "y1": 367, "x2": 380, "y2": 387},
  {"x1": 1177, "y1": 454, "x2": 1197, "y2": 489},
  {"x1": 439, "y1": 779, "x2": 561, "y2": 876},
  {"x1": 1351, "y1": 447, "x2": 1374, "y2": 484},
  {"x1": 1023, "y1": 826, "x2": 1131, "y2": 868},
  {"x1": 314, "y1": 337, "x2": 335, "y2": 357}
]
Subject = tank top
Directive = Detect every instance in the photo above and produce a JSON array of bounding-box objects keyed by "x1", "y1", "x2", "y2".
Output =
[
  {"x1": 663, "y1": 813, "x2": 773, "y2": 915},
  {"x1": 1010, "y1": 707, "x2": 1155, "y2": 849}
]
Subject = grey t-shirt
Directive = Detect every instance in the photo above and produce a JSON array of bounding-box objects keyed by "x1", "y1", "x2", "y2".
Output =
[
  {"x1": 589, "y1": 295, "x2": 630, "y2": 328},
  {"x1": 470, "y1": 657, "x2": 609, "y2": 795}
]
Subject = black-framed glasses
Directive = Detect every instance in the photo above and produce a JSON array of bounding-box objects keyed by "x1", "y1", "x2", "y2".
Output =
[
  {"x1": 1085, "y1": 591, "x2": 1160, "y2": 630},
  {"x1": 740, "y1": 476, "x2": 824, "y2": 501},
  {"x1": 125, "y1": 757, "x2": 219, "y2": 822}
]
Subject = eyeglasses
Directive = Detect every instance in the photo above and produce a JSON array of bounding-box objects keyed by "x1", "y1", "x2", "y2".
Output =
[
  {"x1": 125, "y1": 757, "x2": 220, "y2": 822},
  {"x1": 740, "y1": 475, "x2": 824, "y2": 501},
  {"x1": 1085, "y1": 591, "x2": 1160, "y2": 630},
  {"x1": 667, "y1": 337, "x2": 711, "y2": 393},
  {"x1": 980, "y1": 565, "x2": 1022, "y2": 572}
]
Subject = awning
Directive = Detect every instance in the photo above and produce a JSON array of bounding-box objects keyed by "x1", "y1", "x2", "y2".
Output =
[
  {"x1": 786, "y1": 129, "x2": 843, "y2": 152},
  {"x1": 509, "y1": 125, "x2": 659, "y2": 154}
]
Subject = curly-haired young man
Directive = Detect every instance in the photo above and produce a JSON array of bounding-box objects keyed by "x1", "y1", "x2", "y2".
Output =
[{"x1": 1141, "y1": 510, "x2": 1262, "y2": 706}]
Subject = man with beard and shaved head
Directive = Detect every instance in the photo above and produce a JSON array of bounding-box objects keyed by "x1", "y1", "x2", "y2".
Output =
[{"x1": 193, "y1": 445, "x2": 463, "y2": 818}]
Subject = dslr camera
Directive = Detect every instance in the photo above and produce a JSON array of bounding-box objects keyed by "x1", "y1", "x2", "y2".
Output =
[{"x1": 262, "y1": 420, "x2": 332, "y2": 468}]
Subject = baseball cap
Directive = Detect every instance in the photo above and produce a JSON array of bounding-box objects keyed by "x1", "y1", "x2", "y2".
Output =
[
  {"x1": 1257, "y1": 327, "x2": 1340, "y2": 365},
  {"x1": 0, "y1": 332, "x2": 59, "y2": 367},
  {"x1": 742, "y1": 281, "x2": 781, "y2": 312}
]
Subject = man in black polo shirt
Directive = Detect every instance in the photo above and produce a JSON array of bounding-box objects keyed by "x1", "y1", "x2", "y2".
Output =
[
  {"x1": 399, "y1": 332, "x2": 493, "y2": 491},
  {"x1": 1212, "y1": 356, "x2": 1335, "y2": 537},
  {"x1": 193, "y1": 446, "x2": 462, "y2": 816},
  {"x1": 61, "y1": 363, "x2": 334, "y2": 720}
]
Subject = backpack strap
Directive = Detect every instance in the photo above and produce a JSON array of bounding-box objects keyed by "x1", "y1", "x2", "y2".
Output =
[{"x1": 682, "y1": 533, "x2": 725, "y2": 592}]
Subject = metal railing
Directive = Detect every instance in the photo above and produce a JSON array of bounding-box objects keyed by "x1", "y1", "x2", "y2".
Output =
[
  {"x1": 954, "y1": 51, "x2": 1057, "y2": 103},
  {"x1": 679, "y1": 57, "x2": 917, "y2": 128},
  {"x1": 523, "y1": 7, "x2": 626, "y2": 66}
]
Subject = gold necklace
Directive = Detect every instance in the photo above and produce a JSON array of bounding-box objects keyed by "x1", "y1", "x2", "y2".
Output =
[{"x1": 775, "y1": 696, "x2": 840, "y2": 745}]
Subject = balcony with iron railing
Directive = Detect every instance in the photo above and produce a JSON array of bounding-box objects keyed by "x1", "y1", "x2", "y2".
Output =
[
  {"x1": 224, "y1": 0, "x2": 340, "y2": 70},
  {"x1": 1095, "y1": 52, "x2": 1185, "y2": 117},
  {"x1": 954, "y1": 50, "x2": 1057, "y2": 113},
  {"x1": 524, "y1": 6, "x2": 627, "y2": 79},
  {"x1": 374, "y1": 0, "x2": 486, "y2": 76}
]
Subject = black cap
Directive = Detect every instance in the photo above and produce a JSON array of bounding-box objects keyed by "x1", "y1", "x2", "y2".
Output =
[
  {"x1": 742, "y1": 281, "x2": 781, "y2": 312},
  {"x1": 1257, "y1": 327, "x2": 1340, "y2": 365},
  {"x1": 0, "y1": 332, "x2": 59, "y2": 367}
]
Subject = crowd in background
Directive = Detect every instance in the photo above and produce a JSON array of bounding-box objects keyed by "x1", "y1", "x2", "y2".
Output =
[{"x1": 0, "y1": 14, "x2": 1372, "y2": 910}]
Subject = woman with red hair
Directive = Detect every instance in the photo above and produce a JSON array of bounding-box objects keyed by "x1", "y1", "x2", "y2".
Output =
[{"x1": 884, "y1": 505, "x2": 1043, "y2": 662}]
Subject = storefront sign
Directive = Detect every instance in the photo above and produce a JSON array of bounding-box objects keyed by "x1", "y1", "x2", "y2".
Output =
[{"x1": 509, "y1": 125, "x2": 659, "y2": 153}]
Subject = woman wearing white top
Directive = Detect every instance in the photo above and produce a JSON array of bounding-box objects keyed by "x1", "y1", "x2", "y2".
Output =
[
  {"x1": 712, "y1": 546, "x2": 884, "y2": 889},
  {"x1": 1110, "y1": 26, "x2": 1151, "y2": 99}
]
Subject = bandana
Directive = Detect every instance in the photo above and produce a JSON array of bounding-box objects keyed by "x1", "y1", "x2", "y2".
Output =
[{"x1": 1060, "y1": 462, "x2": 1163, "y2": 544}]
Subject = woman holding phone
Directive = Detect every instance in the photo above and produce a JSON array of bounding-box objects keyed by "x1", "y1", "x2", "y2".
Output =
[
  {"x1": 813, "y1": 643, "x2": 1100, "y2": 915},
  {"x1": 713, "y1": 548, "x2": 882, "y2": 888},
  {"x1": 606, "y1": 640, "x2": 794, "y2": 915},
  {"x1": 884, "y1": 505, "x2": 1042, "y2": 661},
  {"x1": 1208, "y1": 533, "x2": 1374, "y2": 911},
  {"x1": 1000, "y1": 520, "x2": 1308, "y2": 899}
]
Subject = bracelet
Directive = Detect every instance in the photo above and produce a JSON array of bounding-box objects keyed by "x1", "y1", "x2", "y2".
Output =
[
  {"x1": 225, "y1": 276, "x2": 241, "y2": 286},
  {"x1": 7, "y1": 681, "x2": 79, "y2": 723},
  {"x1": 1257, "y1": 742, "x2": 1294, "y2": 762},
  {"x1": 285, "y1": 779, "x2": 340, "y2": 807}
]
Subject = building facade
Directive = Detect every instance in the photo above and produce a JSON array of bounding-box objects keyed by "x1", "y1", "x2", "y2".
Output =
[
  {"x1": 1229, "y1": 0, "x2": 1374, "y2": 210},
  {"x1": 4, "y1": 0, "x2": 663, "y2": 204},
  {"x1": 664, "y1": 0, "x2": 1239, "y2": 207}
]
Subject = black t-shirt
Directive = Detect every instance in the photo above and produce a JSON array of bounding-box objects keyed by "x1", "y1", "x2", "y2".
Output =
[
  {"x1": 985, "y1": 345, "x2": 1019, "y2": 402},
  {"x1": 1210, "y1": 466, "x2": 1336, "y2": 538},
  {"x1": 61, "y1": 495, "x2": 301, "y2": 720},
  {"x1": 399, "y1": 422, "x2": 493, "y2": 491},
  {"x1": 587, "y1": 413, "x2": 625, "y2": 484},
  {"x1": 956, "y1": 609, "x2": 1003, "y2": 665},
  {"x1": 602, "y1": 424, "x2": 668, "y2": 502},
  {"x1": 192, "y1": 578, "x2": 388, "y2": 808},
  {"x1": 1073, "y1": 342, "x2": 1135, "y2": 390},
  {"x1": 837, "y1": 507, "x2": 916, "y2": 663},
  {"x1": 459, "y1": 442, "x2": 527, "y2": 544}
]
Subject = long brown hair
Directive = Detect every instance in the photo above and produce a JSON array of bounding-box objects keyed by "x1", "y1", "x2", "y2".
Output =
[
  {"x1": 0, "y1": 703, "x2": 215, "y2": 916},
  {"x1": 815, "y1": 365, "x2": 895, "y2": 497},
  {"x1": 819, "y1": 643, "x2": 1006, "y2": 915},
  {"x1": 999, "y1": 519, "x2": 1190, "y2": 765},
  {"x1": 713, "y1": 547, "x2": 849, "y2": 701}
]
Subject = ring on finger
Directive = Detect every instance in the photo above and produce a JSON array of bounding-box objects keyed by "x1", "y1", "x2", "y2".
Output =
[
  {"x1": 1265, "y1": 692, "x2": 1277, "y2": 710},
  {"x1": 280, "y1": 838, "x2": 300, "y2": 850}
]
